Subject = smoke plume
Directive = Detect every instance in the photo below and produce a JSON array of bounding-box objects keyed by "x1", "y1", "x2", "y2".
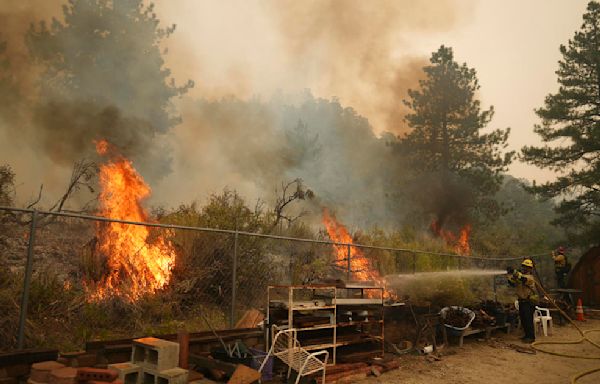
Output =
[{"x1": 1, "y1": 0, "x2": 474, "y2": 229}]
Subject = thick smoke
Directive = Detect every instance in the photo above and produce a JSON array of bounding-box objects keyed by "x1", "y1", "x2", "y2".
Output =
[{"x1": 1, "y1": 0, "x2": 472, "y2": 230}]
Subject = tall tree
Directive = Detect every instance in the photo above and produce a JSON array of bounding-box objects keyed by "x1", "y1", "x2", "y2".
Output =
[
  {"x1": 401, "y1": 46, "x2": 513, "y2": 226},
  {"x1": 521, "y1": 1, "x2": 600, "y2": 245},
  {"x1": 25, "y1": 0, "x2": 193, "y2": 176}
]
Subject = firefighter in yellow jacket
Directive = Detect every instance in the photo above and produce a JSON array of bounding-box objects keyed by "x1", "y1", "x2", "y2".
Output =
[
  {"x1": 507, "y1": 259, "x2": 539, "y2": 343},
  {"x1": 552, "y1": 246, "x2": 570, "y2": 288}
]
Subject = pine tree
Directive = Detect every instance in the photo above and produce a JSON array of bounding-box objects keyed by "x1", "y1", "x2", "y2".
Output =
[
  {"x1": 521, "y1": 1, "x2": 600, "y2": 244},
  {"x1": 401, "y1": 45, "x2": 513, "y2": 225}
]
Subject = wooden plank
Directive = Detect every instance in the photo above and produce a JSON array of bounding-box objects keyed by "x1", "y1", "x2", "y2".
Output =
[{"x1": 0, "y1": 349, "x2": 58, "y2": 367}]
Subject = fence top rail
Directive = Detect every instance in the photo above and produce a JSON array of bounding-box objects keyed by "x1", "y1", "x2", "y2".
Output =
[{"x1": 0, "y1": 206, "x2": 546, "y2": 262}]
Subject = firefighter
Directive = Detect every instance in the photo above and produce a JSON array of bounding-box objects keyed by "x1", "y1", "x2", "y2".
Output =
[
  {"x1": 552, "y1": 246, "x2": 571, "y2": 289},
  {"x1": 507, "y1": 258, "x2": 539, "y2": 343}
]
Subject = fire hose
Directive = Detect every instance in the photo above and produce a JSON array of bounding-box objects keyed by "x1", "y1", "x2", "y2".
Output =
[{"x1": 530, "y1": 281, "x2": 600, "y2": 383}]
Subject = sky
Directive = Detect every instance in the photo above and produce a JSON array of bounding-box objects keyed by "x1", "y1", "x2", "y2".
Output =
[{"x1": 154, "y1": 0, "x2": 589, "y2": 184}]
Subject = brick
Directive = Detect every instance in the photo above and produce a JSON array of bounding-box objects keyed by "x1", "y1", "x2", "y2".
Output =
[
  {"x1": 131, "y1": 338, "x2": 179, "y2": 372},
  {"x1": 30, "y1": 362, "x2": 65, "y2": 382},
  {"x1": 108, "y1": 363, "x2": 141, "y2": 384},
  {"x1": 155, "y1": 368, "x2": 187, "y2": 384},
  {"x1": 76, "y1": 368, "x2": 118, "y2": 382},
  {"x1": 48, "y1": 367, "x2": 77, "y2": 384}
]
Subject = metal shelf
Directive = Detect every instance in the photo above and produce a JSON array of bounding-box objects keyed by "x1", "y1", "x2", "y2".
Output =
[{"x1": 266, "y1": 284, "x2": 384, "y2": 365}]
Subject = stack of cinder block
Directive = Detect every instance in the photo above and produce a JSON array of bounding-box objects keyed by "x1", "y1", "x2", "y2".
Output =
[{"x1": 108, "y1": 338, "x2": 187, "y2": 384}]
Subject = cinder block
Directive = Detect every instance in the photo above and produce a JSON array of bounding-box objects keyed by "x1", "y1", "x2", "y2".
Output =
[
  {"x1": 76, "y1": 368, "x2": 118, "y2": 382},
  {"x1": 141, "y1": 372, "x2": 156, "y2": 384},
  {"x1": 131, "y1": 338, "x2": 179, "y2": 372},
  {"x1": 30, "y1": 362, "x2": 65, "y2": 382},
  {"x1": 155, "y1": 368, "x2": 187, "y2": 384},
  {"x1": 108, "y1": 363, "x2": 141, "y2": 384},
  {"x1": 48, "y1": 367, "x2": 77, "y2": 384}
]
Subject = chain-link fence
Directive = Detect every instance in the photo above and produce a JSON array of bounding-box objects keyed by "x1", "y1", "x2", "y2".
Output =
[{"x1": 0, "y1": 207, "x2": 552, "y2": 352}]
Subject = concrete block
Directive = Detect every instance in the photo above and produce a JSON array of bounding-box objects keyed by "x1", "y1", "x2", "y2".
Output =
[
  {"x1": 131, "y1": 338, "x2": 179, "y2": 372},
  {"x1": 108, "y1": 363, "x2": 141, "y2": 384},
  {"x1": 30, "y1": 362, "x2": 65, "y2": 382},
  {"x1": 156, "y1": 368, "x2": 187, "y2": 384},
  {"x1": 48, "y1": 367, "x2": 77, "y2": 384},
  {"x1": 141, "y1": 371, "x2": 156, "y2": 384}
]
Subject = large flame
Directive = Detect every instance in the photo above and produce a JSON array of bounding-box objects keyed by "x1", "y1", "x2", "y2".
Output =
[
  {"x1": 322, "y1": 208, "x2": 391, "y2": 297},
  {"x1": 430, "y1": 220, "x2": 471, "y2": 255},
  {"x1": 88, "y1": 140, "x2": 176, "y2": 302}
]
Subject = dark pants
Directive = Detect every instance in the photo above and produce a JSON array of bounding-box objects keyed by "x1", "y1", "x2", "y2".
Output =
[
  {"x1": 519, "y1": 300, "x2": 535, "y2": 340},
  {"x1": 556, "y1": 270, "x2": 567, "y2": 289}
]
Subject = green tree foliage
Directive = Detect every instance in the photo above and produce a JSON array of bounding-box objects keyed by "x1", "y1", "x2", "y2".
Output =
[
  {"x1": 400, "y1": 46, "x2": 514, "y2": 223},
  {"x1": 0, "y1": 38, "x2": 22, "y2": 125},
  {"x1": 471, "y1": 176, "x2": 565, "y2": 256},
  {"x1": 25, "y1": 0, "x2": 193, "y2": 176},
  {"x1": 0, "y1": 164, "x2": 15, "y2": 207},
  {"x1": 521, "y1": 1, "x2": 600, "y2": 245},
  {"x1": 26, "y1": 0, "x2": 192, "y2": 131}
]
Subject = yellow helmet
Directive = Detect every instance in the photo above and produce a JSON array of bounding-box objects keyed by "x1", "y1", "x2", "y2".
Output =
[{"x1": 521, "y1": 259, "x2": 534, "y2": 268}]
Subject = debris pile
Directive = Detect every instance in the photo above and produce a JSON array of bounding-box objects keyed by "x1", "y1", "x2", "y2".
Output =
[{"x1": 443, "y1": 308, "x2": 472, "y2": 328}]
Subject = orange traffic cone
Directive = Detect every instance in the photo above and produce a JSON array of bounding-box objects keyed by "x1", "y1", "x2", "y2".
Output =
[{"x1": 576, "y1": 298, "x2": 585, "y2": 321}]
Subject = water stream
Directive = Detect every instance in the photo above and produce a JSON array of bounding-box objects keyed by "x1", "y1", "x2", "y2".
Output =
[{"x1": 385, "y1": 269, "x2": 506, "y2": 285}]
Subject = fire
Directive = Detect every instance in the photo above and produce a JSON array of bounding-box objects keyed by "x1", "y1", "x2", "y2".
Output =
[
  {"x1": 88, "y1": 140, "x2": 176, "y2": 302},
  {"x1": 322, "y1": 208, "x2": 391, "y2": 297},
  {"x1": 430, "y1": 220, "x2": 471, "y2": 255}
]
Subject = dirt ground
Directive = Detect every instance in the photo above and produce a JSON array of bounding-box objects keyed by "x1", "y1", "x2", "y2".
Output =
[{"x1": 359, "y1": 319, "x2": 600, "y2": 384}]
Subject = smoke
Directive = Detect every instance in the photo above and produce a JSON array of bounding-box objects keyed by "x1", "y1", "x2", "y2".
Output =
[
  {"x1": 1, "y1": 0, "x2": 475, "y2": 229},
  {"x1": 264, "y1": 0, "x2": 471, "y2": 135}
]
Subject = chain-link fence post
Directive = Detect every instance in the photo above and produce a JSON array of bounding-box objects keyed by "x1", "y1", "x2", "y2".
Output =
[
  {"x1": 412, "y1": 252, "x2": 417, "y2": 274},
  {"x1": 17, "y1": 210, "x2": 37, "y2": 350},
  {"x1": 347, "y1": 244, "x2": 352, "y2": 281},
  {"x1": 230, "y1": 227, "x2": 239, "y2": 328}
]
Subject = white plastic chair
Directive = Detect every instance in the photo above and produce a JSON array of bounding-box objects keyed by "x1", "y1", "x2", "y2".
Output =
[{"x1": 534, "y1": 306, "x2": 553, "y2": 336}]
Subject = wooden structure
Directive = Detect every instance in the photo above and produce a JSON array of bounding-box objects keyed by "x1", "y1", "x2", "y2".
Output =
[
  {"x1": 265, "y1": 283, "x2": 385, "y2": 365},
  {"x1": 568, "y1": 246, "x2": 600, "y2": 307}
]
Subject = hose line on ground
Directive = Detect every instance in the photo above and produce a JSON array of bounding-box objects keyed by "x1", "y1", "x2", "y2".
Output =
[{"x1": 530, "y1": 282, "x2": 600, "y2": 383}]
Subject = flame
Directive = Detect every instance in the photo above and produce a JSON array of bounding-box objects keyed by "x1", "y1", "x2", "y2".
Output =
[
  {"x1": 88, "y1": 140, "x2": 176, "y2": 302},
  {"x1": 322, "y1": 208, "x2": 392, "y2": 298},
  {"x1": 430, "y1": 220, "x2": 471, "y2": 255}
]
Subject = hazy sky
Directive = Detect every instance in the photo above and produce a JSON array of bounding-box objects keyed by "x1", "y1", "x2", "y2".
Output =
[{"x1": 155, "y1": 0, "x2": 589, "y2": 184}]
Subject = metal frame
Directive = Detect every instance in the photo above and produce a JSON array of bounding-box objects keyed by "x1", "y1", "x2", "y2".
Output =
[{"x1": 265, "y1": 284, "x2": 385, "y2": 365}]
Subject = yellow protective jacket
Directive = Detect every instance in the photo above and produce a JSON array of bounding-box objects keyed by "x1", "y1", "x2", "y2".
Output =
[
  {"x1": 508, "y1": 271, "x2": 539, "y2": 302},
  {"x1": 552, "y1": 253, "x2": 567, "y2": 269}
]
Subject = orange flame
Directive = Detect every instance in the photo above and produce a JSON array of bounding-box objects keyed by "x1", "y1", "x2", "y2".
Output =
[
  {"x1": 88, "y1": 140, "x2": 176, "y2": 302},
  {"x1": 322, "y1": 208, "x2": 392, "y2": 298},
  {"x1": 430, "y1": 220, "x2": 471, "y2": 255}
]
